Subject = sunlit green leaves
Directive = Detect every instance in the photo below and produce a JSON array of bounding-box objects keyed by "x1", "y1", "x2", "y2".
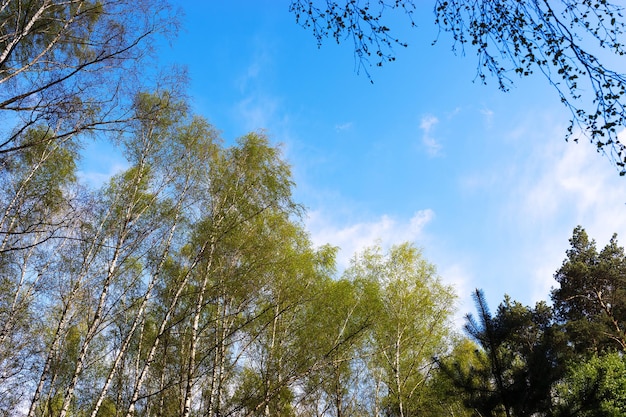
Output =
[
  {"x1": 552, "y1": 226, "x2": 626, "y2": 354},
  {"x1": 554, "y1": 353, "x2": 626, "y2": 417}
]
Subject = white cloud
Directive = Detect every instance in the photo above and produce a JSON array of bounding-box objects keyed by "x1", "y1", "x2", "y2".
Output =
[
  {"x1": 237, "y1": 61, "x2": 262, "y2": 92},
  {"x1": 501, "y1": 125, "x2": 626, "y2": 304},
  {"x1": 420, "y1": 114, "x2": 439, "y2": 131},
  {"x1": 306, "y1": 209, "x2": 435, "y2": 272},
  {"x1": 480, "y1": 107, "x2": 494, "y2": 127},
  {"x1": 235, "y1": 95, "x2": 279, "y2": 132},
  {"x1": 439, "y1": 263, "x2": 474, "y2": 328},
  {"x1": 519, "y1": 141, "x2": 605, "y2": 219},
  {"x1": 450, "y1": 110, "x2": 626, "y2": 309},
  {"x1": 517, "y1": 136, "x2": 626, "y2": 233},
  {"x1": 77, "y1": 139, "x2": 128, "y2": 189},
  {"x1": 419, "y1": 114, "x2": 441, "y2": 156},
  {"x1": 235, "y1": 38, "x2": 272, "y2": 93},
  {"x1": 334, "y1": 122, "x2": 353, "y2": 131},
  {"x1": 231, "y1": 38, "x2": 284, "y2": 133},
  {"x1": 77, "y1": 162, "x2": 128, "y2": 189}
]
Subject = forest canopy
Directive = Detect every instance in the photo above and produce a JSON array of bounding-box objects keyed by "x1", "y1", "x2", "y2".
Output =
[
  {"x1": 0, "y1": 91, "x2": 458, "y2": 414},
  {"x1": 2, "y1": 0, "x2": 626, "y2": 416}
]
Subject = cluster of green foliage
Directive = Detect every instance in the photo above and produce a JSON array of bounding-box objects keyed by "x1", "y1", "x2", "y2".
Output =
[
  {"x1": 3, "y1": 1, "x2": 626, "y2": 416},
  {"x1": 435, "y1": 227, "x2": 626, "y2": 417},
  {"x1": 0, "y1": 94, "x2": 458, "y2": 415}
]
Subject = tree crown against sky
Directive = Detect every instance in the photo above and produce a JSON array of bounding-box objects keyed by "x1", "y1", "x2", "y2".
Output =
[
  {"x1": 436, "y1": 226, "x2": 626, "y2": 417},
  {"x1": 0, "y1": 0, "x2": 178, "y2": 158},
  {"x1": 2, "y1": 1, "x2": 626, "y2": 415},
  {"x1": 3, "y1": 0, "x2": 626, "y2": 177},
  {"x1": 290, "y1": 0, "x2": 626, "y2": 175}
]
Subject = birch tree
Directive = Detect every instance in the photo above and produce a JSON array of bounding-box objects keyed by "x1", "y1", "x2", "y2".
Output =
[
  {"x1": 295, "y1": 273, "x2": 380, "y2": 417},
  {"x1": 0, "y1": 127, "x2": 79, "y2": 415},
  {"x1": 0, "y1": 0, "x2": 177, "y2": 157},
  {"x1": 347, "y1": 243, "x2": 456, "y2": 417}
]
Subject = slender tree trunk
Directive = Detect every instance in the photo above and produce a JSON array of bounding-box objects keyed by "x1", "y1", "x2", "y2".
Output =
[
  {"x1": 334, "y1": 363, "x2": 343, "y2": 417},
  {"x1": 26, "y1": 290, "x2": 74, "y2": 417},
  {"x1": 27, "y1": 212, "x2": 106, "y2": 417},
  {"x1": 395, "y1": 326, "x2": 404, "y2": 417},
  {"x1": 124, "y1": 239, "x2": 209, "y2": 417},
  {"x1": 215, "y1": 304, "x2": 230, "y2": 416},
  {"x1": 263, "y1": 299, "x2": 281, "y2": 417},
  {"x1": 0, "y1": 0, "x2": 51, "y2": 67},
  {"x1": 59, "y1": 150, "x2": 151, "y2": 417},
  {"x1": 206, "y1": 290, "x2": 225, "y2": 417},
  {"x1": 182, "y1": 241, "x2": 216, "y2": 417},
  {"x1": 89, "y1": 192, "x2": 184, "y2": 417}
]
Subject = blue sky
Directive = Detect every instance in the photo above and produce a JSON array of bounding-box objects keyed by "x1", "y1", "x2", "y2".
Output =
[{"x1": 81, "y1": 1, "x2": 626, "y2": 320}]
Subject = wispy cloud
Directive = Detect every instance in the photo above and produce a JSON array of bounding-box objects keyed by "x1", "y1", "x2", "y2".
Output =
[
  {"x1": 449, "y1": 111, "x2": 626, "y2": 309},
  {"x1": 439, "y1": 263, "x2": 474, "y2": 327},
  {"x1": 508, "y1": 130, "x2": 626, "y2": 230},
  {"x1": 334, "y1": 122, "x2": 353, "y2": 131},
  {"x1": 77, "y1": 162, "x2": 128, "y2": 189},
  {"x1": 77, "y1": 140, "x2": 128, "y2": 189},
  {"x1": 497, "y1": 122, "x2": 626, "y2": 304},
  {"x1": 306, "y1": 209, "x2": 435, "y2": 272},
  {"x1": 420, "y1": 114, "x2": 441, "y2": 156},
  {"x1": 231, "y1": 36, "x2": 285, "y2": 133},
  {"x1": 235, "y1": 95, "x2": 280, "y2": 132},
  {"x1": 480, "y1": 107, "x2": 494, "y2": 127},
  {"x1": 235, "y1": 37, "x2": 272, "y2": 93},
  {"x1": 523, "y1": 140, "x2": 626, "y2": 300}
]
